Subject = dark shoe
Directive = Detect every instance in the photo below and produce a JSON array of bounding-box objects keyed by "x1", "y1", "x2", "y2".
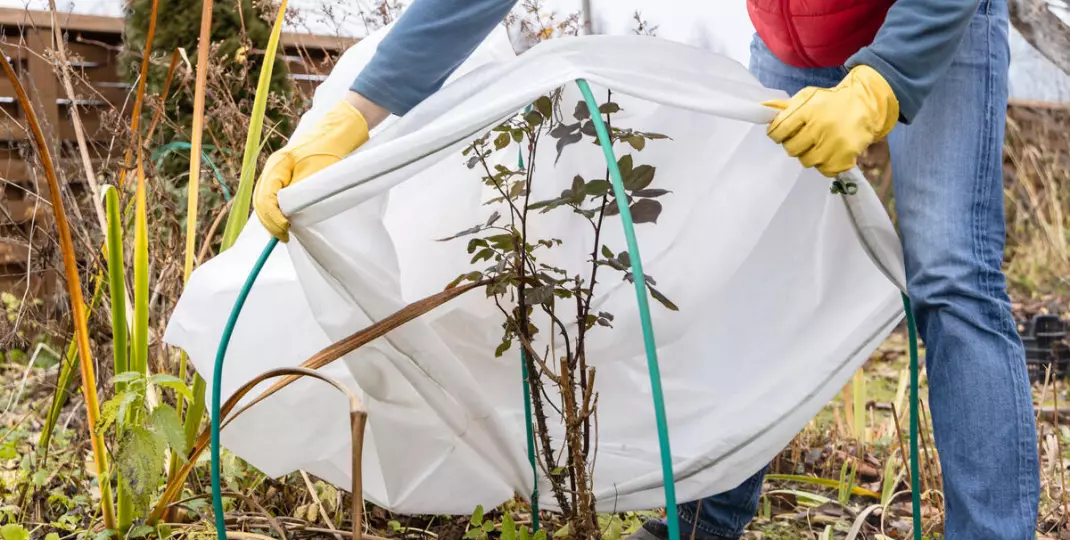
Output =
[{"x1": 625, "y1": 520, "x2": 735, "y2": 540}]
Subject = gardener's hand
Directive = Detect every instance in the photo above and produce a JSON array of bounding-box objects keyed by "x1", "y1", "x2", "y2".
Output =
[
  {"x1": 253, "y1": 100, "x2": 370, "y2": 242},
  {"x1": 762, "y1": 65, "x2": 899, "y2": 177}
]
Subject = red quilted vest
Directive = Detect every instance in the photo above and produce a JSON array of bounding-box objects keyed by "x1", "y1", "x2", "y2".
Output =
[{"x1": 747, "y1": 0, "x2": 896, "y2": 68}]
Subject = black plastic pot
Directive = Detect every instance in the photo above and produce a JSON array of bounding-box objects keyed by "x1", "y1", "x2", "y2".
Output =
[{"x1": 1021, "y1": 314, "x2": 1070, "y2": 382}]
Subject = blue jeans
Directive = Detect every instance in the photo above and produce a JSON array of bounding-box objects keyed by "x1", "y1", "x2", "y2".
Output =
[{"x1": 672, "y1": 1, "x2": 1040, "y2": 538}]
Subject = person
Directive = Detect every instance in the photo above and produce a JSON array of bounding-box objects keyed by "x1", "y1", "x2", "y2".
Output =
[{"x1": 251, "y1": 0, "x2": 1041, "y2": 537}]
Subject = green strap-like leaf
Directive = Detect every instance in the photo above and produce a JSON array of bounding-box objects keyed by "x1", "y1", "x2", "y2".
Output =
[
  {"x1": 104, "y1": 186, "x2": 130, "y2": 395},
  {"x1": 220, "y1": 0, "x2": 289, "y2": 250}
]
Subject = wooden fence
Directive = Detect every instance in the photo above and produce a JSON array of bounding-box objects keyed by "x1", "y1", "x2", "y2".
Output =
[{"x1": 0, "y1": 9, "x2": 352, "y2": 300}]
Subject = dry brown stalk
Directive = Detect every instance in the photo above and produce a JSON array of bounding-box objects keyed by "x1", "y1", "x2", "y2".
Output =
[
  {"x1": 0, "y1": 52, "x2": 117, "y2": 532},
  {"x1": 148, "y1": 280, "x2": 487, "y2": 524}
]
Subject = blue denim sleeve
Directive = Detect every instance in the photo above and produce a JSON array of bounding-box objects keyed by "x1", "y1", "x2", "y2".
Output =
[
  {"x1": 846, "y1": 0, "x2": 981, "y2": 123},
  {"x1": 351, "y1": 0, "x2": 519, "y2": 116}
]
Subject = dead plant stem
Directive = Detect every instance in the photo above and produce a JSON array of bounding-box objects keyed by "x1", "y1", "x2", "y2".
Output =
[
  {"x1": 300, "y1": 470, "x2": 343, "y2": 540},
  {"x1": 917, "y1": 400, "x2": 940, "y2": 496},
  {"x1": 889, "y1": 402, "x2": 912, "y2": 489},
  {"x1": 0, "y1": 52, "x2": 117, "y2": 533}
]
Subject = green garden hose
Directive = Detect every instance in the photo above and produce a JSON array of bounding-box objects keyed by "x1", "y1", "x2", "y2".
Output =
[
  {"x1": 211, "y1": 236, "x2": 279, "y2": 535},
  {"x1": 575, "y1": 79, "x2": 680, "y2": 540},
  {"x1": 903, "y1": 294, "x2": 923, "y2": 540},
  {"x1": 521, "y1": 349, "x2": 540, "y2": 531},
  {"x1": 209, "y1": 82, "x2": 925, "y2": 540}
]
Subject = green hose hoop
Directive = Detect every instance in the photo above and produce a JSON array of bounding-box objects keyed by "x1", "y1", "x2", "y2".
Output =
[
  {"x1": 211, "y1": 236, "x2": 279, "y2": 535},
  {"x1": 521, "y1": 349, "x2": 540, "y2": 531},
  {"x1": 902, "y1": 293, "x2": 922, "y2": 540},
  {"x1": 576, "y1": 79, "x2": 680, "y2": 540}
]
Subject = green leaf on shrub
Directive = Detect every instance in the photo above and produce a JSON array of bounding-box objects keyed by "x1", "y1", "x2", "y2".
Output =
[
  {"x1": 437, "y1": 225, "x2": 483, "y2": 242},
  {"x1": 526, "y1": 286, "x2": 554, "y2": 306},
  {"x1": 573, "y1": 101, "x2": 589, "y2": 120},
  {"x1": 495, "y1": 133, "x2": 511, "y2": 150},
  {"x1": 467, "y1": 238, "x2": 488, "y2": 254},
  {"x1": 112, "y1": 371, "x2": 143, "y2": 385},
  {"x1": 97, "y1": 389, "x2": 139, "y2": 435},
  {"x1": 550, "y1": 123, "x2": 577, "y2": 139},
  {"x1": 605, "y1": 517, "x2": 623, "y2": 540},
  {"x1": 598, "y1": 102, "x2": 620, "y2": 114},
  {"x1": 535, "y1": 96, "x2": 553, "y2": 118},
  {"x1": 495, "y1": 339, "x2": 512, "y2": 358},
  {"x1": 555, "y1": 131, "x2": 583, "y2": 164},
  {"x1": 148, "y1": 374, "x2": 193, "y2": 402},
  {"x1": 128, "y1": 525, "x2": 154, "y2": 539},
  {"x1": 472, "y1": 249, "x2": 495, "y2": 264},
  {"x1": 650, "y1": 286, "x2": 679, "y2": 311},
  {"x1": 501, "y1": 513, "x2": 517, "y2": 540},
  {"x1": 571, "y1": 175, "x2": 585, "y2": 194},
  {"x1": 1, "y1": 524, "x2": 29, "y2": 540},
  {"x1": 446, "y1": 274, "x2": 467, "y2": 290},
  {"x1": 630, "y1": 199, "x2": 662, "y2": 224},
  {"x1": 487, "y1": 234, "x2": 515, "y2": 251},
  {"x1": 633, "y1": 189, "x2": 670, "y2": 198},
  {"x1": 510, "y1": 181, "x2": 526, "y2": 200},
  {"x1": 624, "y1": 165, "x2": 655, "y2": 192},
  {"x1": 151, "y1": 404, "x2": 187, "y2": 459},
  {"x1": 115, "y1": 426, "x2": 165, "y2": 515},
  {"x1": 585, "y1": 180, "x2": 610, "y2": 198}
]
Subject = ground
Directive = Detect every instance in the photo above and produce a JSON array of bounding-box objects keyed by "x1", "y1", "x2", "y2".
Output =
[{"x1": 4, "y1": 294, "x2": 1070, "y2": 539}]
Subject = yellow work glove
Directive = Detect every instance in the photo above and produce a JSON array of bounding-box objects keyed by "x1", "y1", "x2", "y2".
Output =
[
  {"x1": 763, "y1": 65, "x2": 899, "y2": 177},
  {"x1": 253, "y1": 100, "x2": 370, "y2": 242}
]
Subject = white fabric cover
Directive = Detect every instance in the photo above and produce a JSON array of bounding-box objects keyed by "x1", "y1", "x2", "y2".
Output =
[{"x1": 164, "y1": 27, "x2": 906, "y2": 515}]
